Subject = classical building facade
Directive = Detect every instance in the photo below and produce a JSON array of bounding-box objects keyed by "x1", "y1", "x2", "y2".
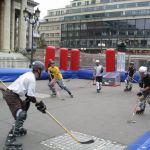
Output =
[{"x1": 0, "y1": 0, "x2": 38, "y2": 52}]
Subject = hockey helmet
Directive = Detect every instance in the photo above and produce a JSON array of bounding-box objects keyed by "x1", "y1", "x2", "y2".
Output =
[
  {"x1": 95, "y1": 60, "x2": 100, "y2": 63},
  {"x1": 49, "y1": 60, "x2": 55, "y2": 64},
  {"x1": 139, "y1": 66, "x2": 147, "y2": 75},
  {"x1": 32, "y1": 61, "x2": 44, "y2": 72}
]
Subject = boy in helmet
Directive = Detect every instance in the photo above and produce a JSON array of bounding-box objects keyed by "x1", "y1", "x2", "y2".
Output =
[
  {"x1": 48, "y1": 61, "x2": 73, "y2": 98},
  {"x1": 136, "y1": 66, "x2": 150, "y2": 114},
  {"x1": 2, "y1": 61, "x2": 47, "y2": 149},
  {"x1": 93, "y1": 60, "x2": 104, "y2": 93},
  {"x1": 124, "y1": 62, "x2": 136, "y2": 91}
]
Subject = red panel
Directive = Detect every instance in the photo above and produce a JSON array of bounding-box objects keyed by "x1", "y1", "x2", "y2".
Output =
[
  {"x1": 70, "y1": 49, "x2": 80, "y2": 71},
  {"x1": 59, "y1": 48, "x2": 68, "y2": 71},
  {"x1": 106, "y1": 48, "x2": 115, "y2": 72},
  {"x1": 45, "y1": 46, "x2": 56, "y2": 69}
]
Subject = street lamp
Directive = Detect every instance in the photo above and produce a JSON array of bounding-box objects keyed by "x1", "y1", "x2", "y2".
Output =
[
  {"x1": 23, "y1": 8, "x2": 40, "y2": 67},
  {"x1": 98, "y1": 43, "x2": 105, "y2": 53}
]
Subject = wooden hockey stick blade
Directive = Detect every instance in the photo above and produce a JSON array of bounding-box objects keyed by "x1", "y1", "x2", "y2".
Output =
[{"x1": 45, "y1": 110, "x2": 94, "y2": 144}]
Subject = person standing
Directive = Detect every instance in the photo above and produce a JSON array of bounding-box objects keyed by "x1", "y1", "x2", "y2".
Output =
[
  {"x1": 124, "y1": 62, "x2": 136, "y2": 91},
  {"x1": 48, "y1": 61, "x2": 73, "y2": 98},
  {"x1": 93, "y1": 60, "x2": 104, "y2": 93},
  {"x1": 1, "y1": 61, "x2": 47, "y2": 149}
]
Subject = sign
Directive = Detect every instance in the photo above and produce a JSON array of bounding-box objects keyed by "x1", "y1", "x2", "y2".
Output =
[{"x1": 117, "y1": 52, "x2": 126, "y2": 71}]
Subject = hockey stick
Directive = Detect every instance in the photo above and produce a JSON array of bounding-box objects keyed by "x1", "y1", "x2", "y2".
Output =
[
  {"x1": 0, "y1": 80, "x2": 7, "y2": 89},
  {"x1": 132, "y1": 78, "x2": 138, "y2": 83},
  {"x1": 127, "y1": 99, "x2": 138, "y2": 123},
  {"x1": 45, "y1": 110, "x2": 94, "y2": 144}
]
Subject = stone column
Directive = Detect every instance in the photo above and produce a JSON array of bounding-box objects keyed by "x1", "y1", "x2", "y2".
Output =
[
  {"x1": 18, "y1": 0, "x2": 27, "y2": 51},
  {"x1": 10, "y1": 0, "x2": 15, "y2": 51},
  {"x1": 2, "y1": 0, "x2": 11, "y2": 51},
  {"x1": 0, "y1": 1, "x2": 3, "y2": 50}
]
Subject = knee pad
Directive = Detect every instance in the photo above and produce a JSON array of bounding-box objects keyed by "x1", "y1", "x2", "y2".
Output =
[{"x1": 16, "y1": 110, "x2": 27, "y2": 121}]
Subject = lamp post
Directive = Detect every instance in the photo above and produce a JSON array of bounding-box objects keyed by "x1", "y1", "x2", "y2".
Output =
[
  {"x1": 23, "y1": 8, "x2": 40, "y2": 67},
  {"x1": 98, "y1": 43, "x2": 105, "y2": 53}
]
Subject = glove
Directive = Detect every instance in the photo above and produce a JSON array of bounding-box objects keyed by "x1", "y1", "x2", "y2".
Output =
[
  {"x1": 35, "y1": 101, "x2": 46, "y2": 113},
  {"x1": 137, "y1": 91, "x2": 143, "y2": 96},
  {"x1": 25, "y1": 94, "x2": 36, "y2": 103}
]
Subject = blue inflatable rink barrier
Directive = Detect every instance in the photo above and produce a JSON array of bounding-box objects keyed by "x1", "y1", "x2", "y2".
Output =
[
  {"x1": 0, "y1": 68, "x2": 48, "y2": 82},
  {"x1": 77, "y1": 69, "x2": 93, "y2": 80},
  {"x1": 0, "y1": 68, "x2": 141, "y2": 82},
  {"x1": 125, "y1": 130, "x2": 150, "y2": 150}
]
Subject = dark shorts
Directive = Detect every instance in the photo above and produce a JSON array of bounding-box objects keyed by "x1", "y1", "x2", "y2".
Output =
[
  {"x1": 3, "y1": 89, "x2": 25, "y2": 119},
  {"x1": 96, "y1": 76, "x2": 103, "y2": 82}
]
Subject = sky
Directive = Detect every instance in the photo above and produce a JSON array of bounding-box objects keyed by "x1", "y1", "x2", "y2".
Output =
[{"x1": 35, "y1": 0, "x2": 71, "y2": 19}]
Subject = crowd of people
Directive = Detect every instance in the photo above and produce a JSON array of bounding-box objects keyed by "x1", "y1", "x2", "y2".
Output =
[{"x1": 0, "y1": 59, "x2": 149, "y2": 149}]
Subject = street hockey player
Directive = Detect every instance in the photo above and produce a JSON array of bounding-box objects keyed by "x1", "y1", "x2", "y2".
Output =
[
  {"x1": 48, "y1": 60, "x2": 73, "y2": 98},
  {"x1": 93, "y1": 60, "x2": 104, "y2": 93},
  {"x1": 136, "y1": 66, "x2": 150, "y2": 114},
  {"x1": 124, "y1": 62, "x2": 136, "y2": 91},
  {"x1": 1, "y1": 61, "x2": 47, "y2": 150}
]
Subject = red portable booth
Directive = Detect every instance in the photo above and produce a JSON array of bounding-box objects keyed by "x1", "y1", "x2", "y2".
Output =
[
  {"x1": 59, "y1": 48, "x2": 68, "y2": 71},
  {"x1": 106, "y1": 48, "x2": 115, "y2": 72},
  {"x1": 45, "y1": 46, "x2": 56, "y2": 69},
  {"x1": 70, "y1": 49, "x2": 80, "y2": 71}
]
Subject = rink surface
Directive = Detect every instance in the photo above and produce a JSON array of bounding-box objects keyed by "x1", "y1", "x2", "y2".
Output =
[{"x1": 0, "y1": 79, "x2": 150, "y2": 150}]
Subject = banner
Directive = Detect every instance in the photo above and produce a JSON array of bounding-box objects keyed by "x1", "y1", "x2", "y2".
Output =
[{"x1": 117, "y1": 52, "x2": 126, "y2": 71}]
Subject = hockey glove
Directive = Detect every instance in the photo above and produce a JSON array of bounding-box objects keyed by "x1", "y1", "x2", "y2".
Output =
[
  {"x1": 138, "y1": 80, "x2": 144, "y2": 88},
  {"x1": 25, "y1": 94, "x2": 36, "y2": 103},
  {"x1": 137, "y1": 91, "x2": 143, "y2": 97},
  {"x1": 35, "y1": 101, "x2": 46, "y2": 113}
]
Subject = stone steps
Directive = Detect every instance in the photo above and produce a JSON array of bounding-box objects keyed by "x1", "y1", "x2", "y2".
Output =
[{"x1": 0, "y1": 52, "x2": 29, "y2": 68}]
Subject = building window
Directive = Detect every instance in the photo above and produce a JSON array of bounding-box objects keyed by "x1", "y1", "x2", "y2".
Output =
[
  {"x1": 145, "y1": 19, "x2": 150, "y2": 29},
  {"x1": 85, "y1": 1, "x2": 89, "y2": 5},
  {"x1": 77, "y1": 2, "x2": 81, "y2": 6},
  {"x1": 100, "y1": 0, "x2": 110, "y2": 3},
  {"x1": 136, "y1": 19, "x2": 145, "y2": 30},
  {"x1": 126, "y1": 3, "x2": 136, "y2": 8},
  {"x1": 72, "y1": 3, "x2": 76, "y2": 7},
  {"x1": 137, "y1": 1, "x2": 150, "y2": 7},
  {"x1": 91, "y1": 0, "x2": 96, "y2": 4}
]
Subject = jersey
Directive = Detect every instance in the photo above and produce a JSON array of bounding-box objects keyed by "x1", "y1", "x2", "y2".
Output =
[
  {"x1": 142, "y1": 73, "x2": 150, "y2": 88},
  {"x1": 93, "y1": 65, "x2": 103, "y2": 77},
  {"x1": 48, "y1": 66, "x2": 63, "y2": 80},
  {"x1": 128, "y1": 66, "x2": 136, "y2": 77},
  {"x1": 8, "y1": 72, "x2": 36, "y2": 97}
]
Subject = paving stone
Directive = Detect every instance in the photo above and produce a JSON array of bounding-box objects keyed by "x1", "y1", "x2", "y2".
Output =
[{"x1": 41, "y1": 131, "x2": 126, "y2": 150}]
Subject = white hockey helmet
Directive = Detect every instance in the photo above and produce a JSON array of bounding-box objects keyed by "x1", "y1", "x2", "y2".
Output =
[
  {"x1": 95, "y1": 60, "x2": 100, "y2": 63},
  {"x1": 139, "y1": 66, "x2": 147, "y2": 74}
]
